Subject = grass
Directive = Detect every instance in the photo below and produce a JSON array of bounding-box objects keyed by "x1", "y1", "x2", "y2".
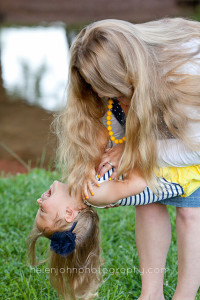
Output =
[{"x1": 0, "y1": 169, "x2": 200, "y2": 300}]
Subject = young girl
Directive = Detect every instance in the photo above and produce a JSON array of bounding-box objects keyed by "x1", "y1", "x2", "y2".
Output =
[
  {"x1": 27, "y1": 171, "x2": 147, "y2": 300},
  {"x1": 27, "y1": 162, "x2": 200, "y2": 300}
]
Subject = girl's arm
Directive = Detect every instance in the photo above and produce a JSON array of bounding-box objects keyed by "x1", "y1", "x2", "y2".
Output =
[{"x1": 86, "y1": 169, "x2": 146, "y2": 207}]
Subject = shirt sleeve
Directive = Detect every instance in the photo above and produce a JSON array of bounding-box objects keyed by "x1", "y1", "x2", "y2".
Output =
[
  {"x1": 157, "y1": 106, "x2": 200, "y2": 167},
  {"x1": 157, "y1": 139, "x2": 200, "y2": 167}
]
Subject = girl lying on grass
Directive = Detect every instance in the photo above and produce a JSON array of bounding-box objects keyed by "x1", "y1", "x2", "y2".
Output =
[{"x1": 27, "y1": 164, "x2": 200, "y2": 300}]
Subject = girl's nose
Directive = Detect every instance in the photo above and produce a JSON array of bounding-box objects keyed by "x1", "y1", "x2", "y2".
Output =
[{"x1": 37, "y1": 198, "x2": 42, "y2": 205}]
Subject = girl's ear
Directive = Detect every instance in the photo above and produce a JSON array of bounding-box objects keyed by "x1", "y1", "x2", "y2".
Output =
[{"x1": 64, "y1": 207, "x2": 78, "y2": 223}]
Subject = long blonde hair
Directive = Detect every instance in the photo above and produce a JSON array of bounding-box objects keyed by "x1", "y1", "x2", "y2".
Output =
[
  {"x1": 54, "y1": 17, "x2": 200, "y2": 191},
  {"x1": 27, "y1": 207, "x2": 104, "y2": 300}
]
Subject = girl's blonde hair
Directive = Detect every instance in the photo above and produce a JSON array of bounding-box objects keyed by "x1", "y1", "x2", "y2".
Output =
[
  {"x1": 54, "y1": 17, "x2": 200, "y2": 192},
  {"x1": 27, "y1": 207, "x2": 104, "y2": 300}
]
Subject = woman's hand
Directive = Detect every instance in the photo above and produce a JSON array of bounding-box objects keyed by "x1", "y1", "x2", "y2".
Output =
[
  {"x1": 82, "y1": 168, "x2": 100, "y2": 200},
  {"x1": 97, "y1": 143, "x2": 125, "y2": 180}
]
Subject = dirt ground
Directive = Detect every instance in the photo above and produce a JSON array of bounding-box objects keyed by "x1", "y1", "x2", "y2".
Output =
[{"x1": 0, "y1": 99, "x2": 57, "y2": 175}]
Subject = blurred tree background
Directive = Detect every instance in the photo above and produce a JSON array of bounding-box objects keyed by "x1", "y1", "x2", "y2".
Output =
[{"x1": 0, "y1": 0, "x2": 200, "y2": 174}]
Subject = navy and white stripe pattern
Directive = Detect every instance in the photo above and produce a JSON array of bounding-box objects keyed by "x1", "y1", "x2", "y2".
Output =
[{"x1": 84, "y1": 168, "x2": 184, "y2": 208}]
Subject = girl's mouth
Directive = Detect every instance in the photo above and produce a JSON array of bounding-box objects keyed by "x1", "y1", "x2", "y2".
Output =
[{"x1": 41, "y1": 188, "x2": 51, "y2": 199}]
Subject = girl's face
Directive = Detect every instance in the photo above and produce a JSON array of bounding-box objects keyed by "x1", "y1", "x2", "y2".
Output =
[{"x1": 35, "y1": 181, "x2": 86, "y2": 231}]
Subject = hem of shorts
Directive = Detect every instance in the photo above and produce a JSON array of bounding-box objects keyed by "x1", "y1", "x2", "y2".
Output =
[{"x1": 159, "y1": 200, "x2": 200, "y2": 207}]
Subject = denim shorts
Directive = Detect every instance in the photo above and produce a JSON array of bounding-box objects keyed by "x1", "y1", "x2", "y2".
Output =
[{"x1": 159, "y1": 187, "x2": 200, "y2": 207}]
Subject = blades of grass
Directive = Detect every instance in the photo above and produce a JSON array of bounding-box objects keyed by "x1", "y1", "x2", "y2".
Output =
[
  {"x1": 110, "y1": 284, "x2": 119, "y2": 299},
  {"x1": 47, "y1": 283, "x2": 50, "y2": 300},
  {"x1": 15, "y1": 281, "x2": 29, "y2": 300},
  {"x1": 0, "y1": 142, "x2": 31, "y2": 172},
  {"x1": 114, "y1": 287, "x2": 128, "y2": 300},
  {"x1": 106, "y1": 289, "x2": 110, "y2": 299},
  {"x1": 30, "y1": 286, "x2": 38, "y2": 300},
  {"x1": 28, "y1": 159, "x2": 32, "y2": 170},
  {"x1": 20, "y1": 272, "x2": 31, "y2": 297},
  {"x1": 47, "y1": 157, "x2": 54, "y2": 172},
  {"x1": 40, "y1": 148, "x2": 46, "y2": 169},
  {"x1": 40, "y1": 285, "x2": 44, "y2": 300},
  {"x1": 35, "y1": 157, "x2": 41, "y2": 168}
]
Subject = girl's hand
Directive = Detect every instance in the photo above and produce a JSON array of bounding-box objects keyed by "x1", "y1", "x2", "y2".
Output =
[
  {"x1": 82, "y1": 168, "x2": 100, "y2": 200},
  {"x1": 97, "y1": 144, "x2": 125, "y2": 180}
]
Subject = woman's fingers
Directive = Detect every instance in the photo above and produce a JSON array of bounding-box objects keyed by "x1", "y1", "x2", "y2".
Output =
[
  {"x1": 98, "y1": 163, "x2": 113, "y2": 178},
  {"x1": 97, "y1": 150, "x2": 113, "y2": 173},
  {"x1": 98, "y1": 144, "x2": 124, "y2": 174},
  {"x1": 99, "y1": 167, "x2": 117, "y2": 180},
  {"x1": 98, "y1": 160, "x2": 110, "y2": 173},
  {"x1": 104, "y1": 148, "x2": 112, "y2": 153}
]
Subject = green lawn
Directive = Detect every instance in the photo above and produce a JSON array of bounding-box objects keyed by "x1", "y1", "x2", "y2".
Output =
[{"x1": 0, "y1": 169, "x2": 199, "y2": 299}]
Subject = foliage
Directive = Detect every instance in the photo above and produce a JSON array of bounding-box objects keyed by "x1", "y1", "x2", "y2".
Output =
[{"x1": 0, "y1": 169, "x2": 199, "y2": 299}]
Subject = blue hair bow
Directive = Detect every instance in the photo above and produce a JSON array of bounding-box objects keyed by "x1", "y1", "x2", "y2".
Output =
[{"x1": 50, "y1": 221, "x2": 78, "y2": 257}]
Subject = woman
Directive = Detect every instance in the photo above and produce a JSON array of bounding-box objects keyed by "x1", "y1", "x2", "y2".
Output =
[{"x1": 55, "y1": 18, "x2": 200, "y2": 299}]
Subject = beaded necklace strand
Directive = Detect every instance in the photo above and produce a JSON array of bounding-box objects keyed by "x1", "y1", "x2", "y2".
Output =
[{"x1": 106, "y1": 99, "x2": 126, "y2": 144}]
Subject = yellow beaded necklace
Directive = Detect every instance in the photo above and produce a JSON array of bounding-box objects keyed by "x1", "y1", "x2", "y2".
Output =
[{"x1": 106, "y1": 99, "x2": 126, "y2": 144}]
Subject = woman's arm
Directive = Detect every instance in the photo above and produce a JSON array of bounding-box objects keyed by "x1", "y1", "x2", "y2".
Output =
[{"x1": 86, "y1": 169, "x2": 146, "y2": 206}]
